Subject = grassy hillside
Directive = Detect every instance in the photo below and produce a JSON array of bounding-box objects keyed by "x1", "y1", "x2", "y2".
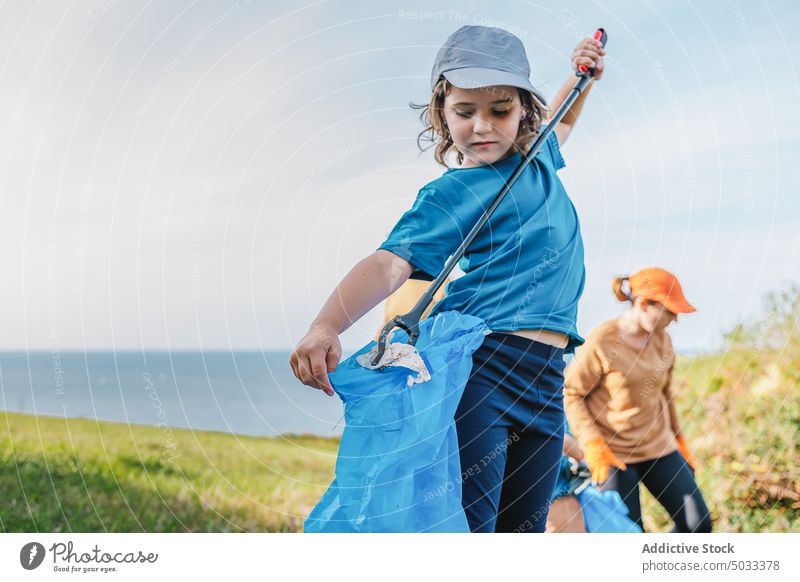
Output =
[{"x1": 1, "y1": 413, "x2": 338, "y2": 532}]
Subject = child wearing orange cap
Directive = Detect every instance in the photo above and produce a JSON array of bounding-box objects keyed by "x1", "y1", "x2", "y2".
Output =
[{"x1": 563, "y1": 267, "x2": 712, "y2": 532}]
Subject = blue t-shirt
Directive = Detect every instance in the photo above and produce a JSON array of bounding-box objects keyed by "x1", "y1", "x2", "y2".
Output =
[{"x1": 378, "y1": 132, "x2": 585, "y2": 352}]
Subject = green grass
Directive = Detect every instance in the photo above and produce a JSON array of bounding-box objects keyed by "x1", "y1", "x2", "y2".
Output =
[{"x1": 1, "y1": 412, "x2": 339, "y2": 532}]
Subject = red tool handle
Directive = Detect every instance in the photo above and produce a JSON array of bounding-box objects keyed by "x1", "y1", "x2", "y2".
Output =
[{"x1": 577, "y1": 28, "x2": 607, "y2": 76}]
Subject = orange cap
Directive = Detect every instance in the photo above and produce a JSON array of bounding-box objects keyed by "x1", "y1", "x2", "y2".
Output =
[{"x1": 625, "y1": 267, "x2": 696, "y2": 315}]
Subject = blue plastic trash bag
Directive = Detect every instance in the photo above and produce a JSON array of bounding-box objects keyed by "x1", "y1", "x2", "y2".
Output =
[
  {"x1": 304, "y1": 310, "x2": 490, "y2": 533},
  {"x1": 550, "y1": 456, "x2": 641, "y2": 533},
  {"x1": 577, "y1": 485, "x2": 642, "y2": 533}
]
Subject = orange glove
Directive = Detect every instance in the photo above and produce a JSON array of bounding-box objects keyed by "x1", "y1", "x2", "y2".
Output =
[
  {"x1": 583, "y1": 437, "x2": 627, "y2": 484},
  {"x1": 675, "y1": 434, "x2": 698, "y2": 471}
]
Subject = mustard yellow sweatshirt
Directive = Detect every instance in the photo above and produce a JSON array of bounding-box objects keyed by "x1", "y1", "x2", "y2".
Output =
[{"x1": 563, "y1": 317, "x2": 682, "y2": 463}]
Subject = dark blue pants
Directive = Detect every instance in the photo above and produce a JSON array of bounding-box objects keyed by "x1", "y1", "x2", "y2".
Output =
[
  {"x1": 596, "y1": 451, "x2": 713, "y2": 532},
  {"x1": 455, "y1": 332, "x2": 566, "y2": 533}
]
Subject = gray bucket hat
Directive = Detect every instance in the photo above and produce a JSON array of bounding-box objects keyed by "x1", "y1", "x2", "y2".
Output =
[{"x1": 431, "y1": 25, "x2": 547, "y2": 107}]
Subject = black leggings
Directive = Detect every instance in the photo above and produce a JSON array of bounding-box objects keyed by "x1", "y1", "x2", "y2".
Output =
[{"x1": 596, "y1": 450, "x2": 712, "y2": 532}]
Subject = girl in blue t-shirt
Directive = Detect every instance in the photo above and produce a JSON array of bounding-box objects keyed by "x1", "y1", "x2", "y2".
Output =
[{"x1": 290, "y1": 25, "x2": 604, "y2": 533}]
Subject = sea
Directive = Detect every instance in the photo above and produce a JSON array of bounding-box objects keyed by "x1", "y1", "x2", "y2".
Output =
[{"x1": 0, "y1": 351, "x2": 345, "y2": 437}]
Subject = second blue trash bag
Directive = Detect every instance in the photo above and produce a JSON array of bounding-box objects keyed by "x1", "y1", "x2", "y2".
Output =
[
  {"x1": 304, "y1": 310, "x2": 490, "y2": 533},
  {"x1": 550, "y1": 456, "x2": 642, "y2": 533},
  {"x1": 577, "y1": 486, "x2": 642, "y2": 533}
]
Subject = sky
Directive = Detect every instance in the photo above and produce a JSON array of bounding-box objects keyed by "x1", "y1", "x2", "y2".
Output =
[{"x1": 0, "y1": 0, "x2": 797, "y2": 354}]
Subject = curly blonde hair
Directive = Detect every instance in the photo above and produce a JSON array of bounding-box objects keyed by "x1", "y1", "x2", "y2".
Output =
[{"x1": 410, "y1": 77, "x2": 549, "y2": 168}]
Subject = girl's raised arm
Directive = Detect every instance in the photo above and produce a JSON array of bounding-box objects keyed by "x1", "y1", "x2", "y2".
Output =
[{"x1": 549, "y1": 36, "x2": 605, "y2": 146}]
